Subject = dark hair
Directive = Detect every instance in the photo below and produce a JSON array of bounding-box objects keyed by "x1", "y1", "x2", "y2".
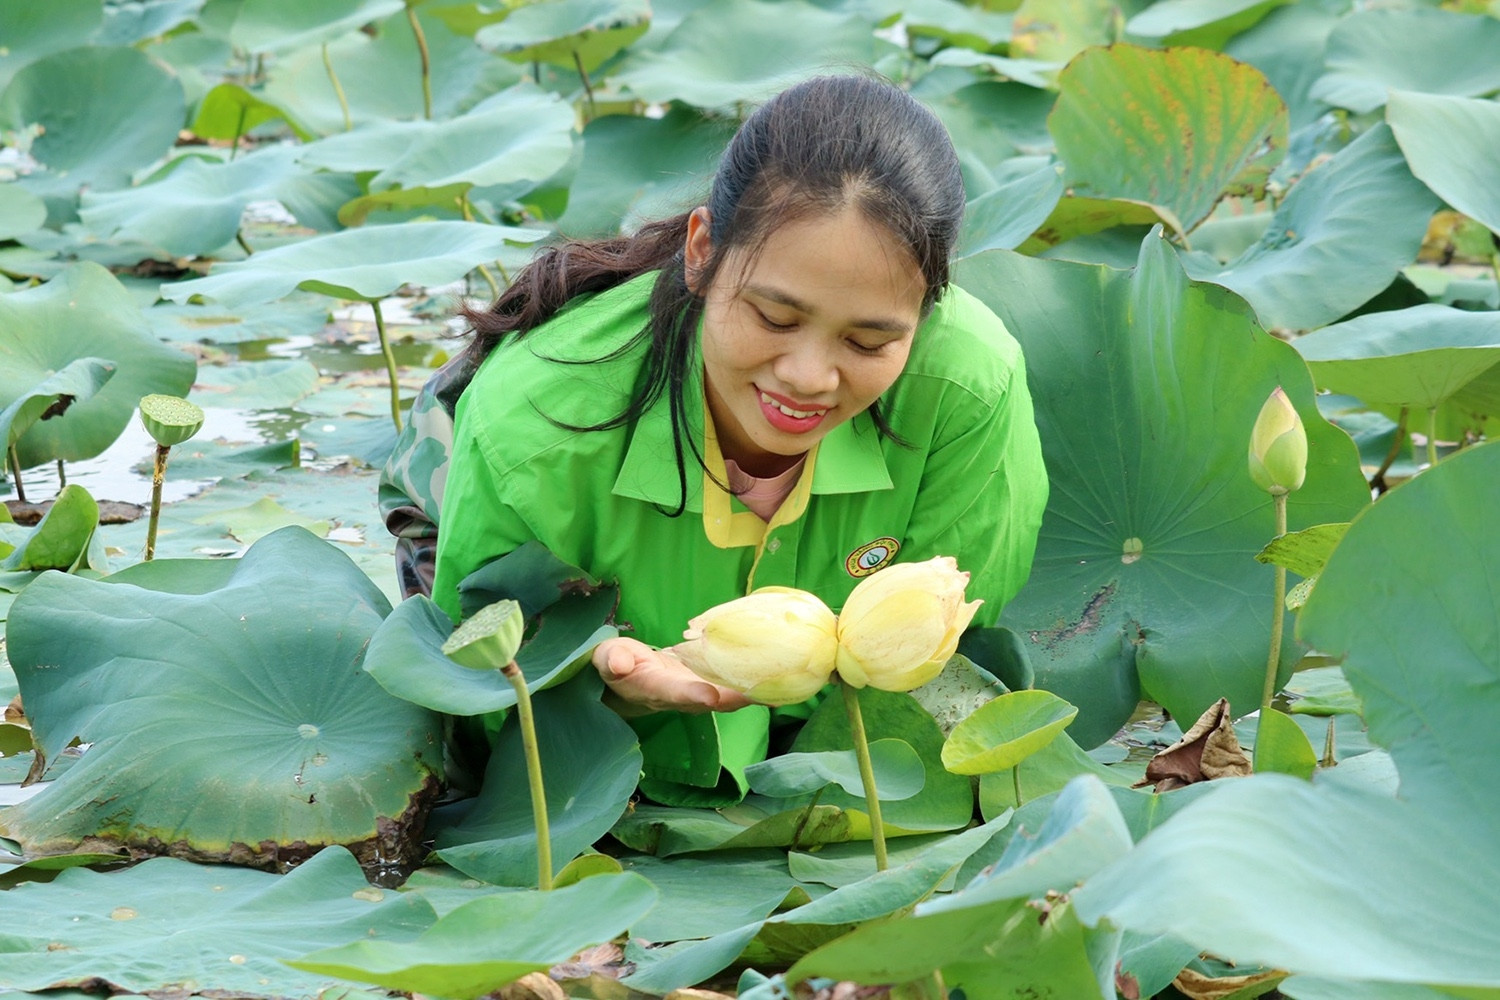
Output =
[{"x1": 463, "y1": 74, "x2": 965, "y2": 515}]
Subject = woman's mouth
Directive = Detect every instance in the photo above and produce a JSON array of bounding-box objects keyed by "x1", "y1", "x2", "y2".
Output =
[{"x1": 758, "y1": 389, "x2": 828, "y2": 433}]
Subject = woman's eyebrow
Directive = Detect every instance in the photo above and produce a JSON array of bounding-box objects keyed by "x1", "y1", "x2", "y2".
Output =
[{"x1": 744, "y1": 283, "x2": 915, "y2": 334}]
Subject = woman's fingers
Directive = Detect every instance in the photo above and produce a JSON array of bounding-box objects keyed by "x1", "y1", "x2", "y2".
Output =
[{"x1": 592, "y1": 638, "x2": 751, "y2": 713}]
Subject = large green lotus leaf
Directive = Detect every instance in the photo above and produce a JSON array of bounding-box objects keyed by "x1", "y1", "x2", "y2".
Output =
[
  {"x1": 977, "y1": 731, "x2": 1135, "y2": 818},
  {"x1": 554, "y1": 105, "x2": 728, "y2": 237},
  {"x1": 619, "y1": 849, "x2": 809, "y2": 942},
  {"x1": 297, "y1": 85, "x2": 574, "y2": 193},
  {"x1": 612, "y1": 0, "x2": 877, "y2": 109},
  {"x1": 145, "y1": 294, "x2": 332, "y2": 345},
  {"x1": 432, "y1": 673, "x2": 643, "y2": 886},
  {"x1": 261, "y1": 9, "x2": 522, "y2": 134},
  {"x1": 1009, "y1": 0, "x2": 1119, "y2": 63},
  {"x1": 1180, "y1": 124, "x2": 1440, "y2": 332},
  {"x1": 1223, "y1": 1, "x2": 1344, "y2": 131},
  {"x1": 941, "y1": 689, "x2": 1077, "y2": 775},
  {"x1": 1389, "y1": 91, "x2": 1500, "y2": 238},
  {"x1": 1018, "y1": 195, "x2": 1178, "y2": 255},
  {"x1": 926, "y1": 48, "x2": 1064, "y2": 90},
  {"x1": 922, "y1": 82, "x2": 1057, "y2": 184},
  {"x1": 0, "y1": 846, "x2": 437, "y2": 996},
  {"x1": 160, "y1": 221, "x2": 545, "y2": 308},
  {"x1": 745, "y1": 740, "x2": 924, "y2": 801},
  {"x1": 192, "y1": 359, "x2": 323, "y2": 410},
  {"x1": 0, "y1": 263, "x2": 196, "y2": 467},
  {"x1": 956, "y1": 163, "x2": 1064, "y2": 259},
  {"x1": 476, "y1": 0, "x2": 651, "y2": 73},
  {"x1": 97, "y1": 0, "x2": 204, "y2": 45},
  {"x1": 1049, "y1": 44, "x2": 1287, "y2": 234},
  {"x1": 189, "y1": 82, "x2": 314, "y2": 143},
  {"x1": 901, "y1": 0, "x2": 1014, "y2": 51},
  {"x1": 1311, "y1": 9, "x2": 1500, "y2": 115},
  {"x1": 0, "y1": 357, "x2": 114, "y2": 450},
  {"x1": 0, "y1": 181, "x2": 47, "y2": 240},
  {"x1": 0, "y1": 483, "x2": 100, "y2": 572},
  {"x1": 1124, "y1": 0, "x2": 1288, "y2": 50},
  {"x1": 0, "y1": 0, "x2": 101, "y2": 93},
  {"x1": 290, "y1": 872, "x2": 657, "y2": 998},
  {"x1": 1293, "y1": 305, "x2": 1500, "y2": 411},
  {"x1": 0, "y1": 45, "x2": 185, "y2": 191},
  {"x1": 1074, "y1": 443, "x2": 1500, "y2": 989},
  {"x1": 81, "y1": 145, "x2": 359, "y2": 257},
  {"x1": 955, "y1": 234, "x2": 1370, "y2": 745},
  {"x1": 230, "y1": 0, "x2": 406, "y2": 53},
  {"x1": 0, "y1": 526, "x2": 444, "y2": 870}
]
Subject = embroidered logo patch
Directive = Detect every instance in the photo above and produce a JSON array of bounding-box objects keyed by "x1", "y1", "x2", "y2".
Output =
[{"x1": 845, "y1": 537, "x2": 900, "y2": 577}]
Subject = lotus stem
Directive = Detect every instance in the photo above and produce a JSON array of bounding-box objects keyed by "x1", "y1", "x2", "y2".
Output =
[
  {"x1": 406, "y1": 3, "x2": 433, "y2": 120},
  {"x1": 145, "y1": 443, "x2": 170, "y2": 561},
  {"x1": 1370, "y1": 405, "x2": 1409, "y2": 494},
  {"x1": 236, "y1": 231, "x2": 253, "y2": 256},
  {"x1": 1012, "y1": 764, "x2": 1023, "y2": 807},
  {"x1": 573, "y1": 51, "x2": 596, "y2": 122},
  {"x1": 322, "y1": 42, "x2": 353, "y2": 131},
  {"x1": 370, "y1": 299, "x2": 403, "y2": 432},
  {"x1": 502, "y1": 660, "x2": 552, "y2": 890},
  {"x1": 841, "y1": 679, "x2": 888, "y2": 872},
  {"x1": 6, "y1": 445, "x2": 24, "y2": 504},
  {"x1": 788, "y1": 786, "x2": 824, "y2": 853},
  {"x1": 1322, "y1": 717, "x2": 1337, "y2": 769},
  {"x1": 1426, "y1": 406, "x2": 1438, "y2": 470},
  {"x1": 459, "y1": 194, "x2": 503, "y2": 298},
  {"x1": 55, "y1": 459, "x2": 65, "y2": 488},
  {"x1": 1260, "y1": 491, "x2": 1289, "y2": 710}
]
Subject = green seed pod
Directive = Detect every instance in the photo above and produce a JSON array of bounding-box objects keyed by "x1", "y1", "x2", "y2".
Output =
[
  {"x1": 442, "y1": 599, "x2": 526, "y2": 670},
  {"x1": 139, "y1": 394, "x2": 205, "y2": 448}
]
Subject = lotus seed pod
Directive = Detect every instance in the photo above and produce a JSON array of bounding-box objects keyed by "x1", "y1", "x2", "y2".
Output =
[
  {"x1": 835, "y1": 556, "x2": 982, "y2": 692},
  {"x1": 139, "y1": 394, "x2": 204, "y2": 448},
  {"x1": 1248, "y1": 387, "x2": 1307, "y2": 496},
  {"x1": 443, "y1": 599, "x2": 526, "y2": 670},
  {"x1": 675, "y1": 587, "x2": 839, "y2": 705}
]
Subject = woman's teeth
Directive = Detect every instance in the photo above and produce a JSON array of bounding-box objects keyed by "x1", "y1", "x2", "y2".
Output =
[{"x1": 761, "y1": 392, "x2": 826, "y2": 419}]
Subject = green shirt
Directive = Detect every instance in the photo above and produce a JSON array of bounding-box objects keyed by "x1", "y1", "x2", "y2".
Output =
[{"x1": 431, "y1": 271, "x2": 1048, "y2": 804}]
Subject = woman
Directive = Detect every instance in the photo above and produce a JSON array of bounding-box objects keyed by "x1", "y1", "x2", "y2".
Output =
[{"x1": 380, "y1": 74, "x2": 1048, "y2": 805}]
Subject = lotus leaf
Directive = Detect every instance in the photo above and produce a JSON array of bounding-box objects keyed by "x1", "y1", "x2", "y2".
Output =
[
  {"x1": 1, "y1": 526, "x2": 443, "y2": 872},
  {"x1": 0, "y1": 846, "x2": 436, "y2": 996},
  {"x1": 1048, "y1": 44, "x2": 1288, "y2": 235},
  {"x1": 1009, "y1": 0, "x2": 1118, "y2": 63},
  {"x1": 0, "y1": 0, "x2": 102, "y2": 92},
  {"x1": 0, "y1": 182, "x2": 47, "y2": 241},
  {"x1": 230, "y1": 0, "x2": 406, "y2": 54},
  {"x1": 191, "y1": 359, "x2": 323, "y2": 410},
  {"x1": 956, "y1": 163, "x2": 1064, "y2": 259},
  {"x1": 1072, "y1": 441, "x2": 1500, "y2": 991},
  {"x1": 1124, "y1": 0, "x2": 1289, "y2": 49},
  {"x1": 941, "y1": 689, "x2": 1077, "y2": 775},
  {"x1": 900, "y1": 0, "x2": 1014, "y2": 51},
  {"x1": 612, "y1": 0, "x2": 877, "y2": 109},
  {"x1": 0, "y1": 45, "x2": 185, "y2": 196},
  {"x1": 0, "y1": 357, "x2": 115, "y2": 451},
  {"x1": 475, "y1": 0, "x2": 651, "y2": 73},
  {"x1": 745, "y1": 740, "x2": 925, "y2": 801},
  {"x1": 188, "y1": 82, "x2": 314, "y2": 143},
  {"x1": 97, "y1": 0, "x2": 203, "y2": 45},
  {"x1": 0, "y1": 483, "x2": 100, "y2": 572},
  {"x1": 0, "y1": 262, "x2": 196, "y2": 467},
  {"x1": 1180, "y1": 124, "x2": 1440, "y2": 332},
  {"x1": 160, "y1": 220, "x2": 545, "y2": 308},
  {"x1": 956, "y1": 233, "x2": 1370, "y2": 744},
  {"x1": 1310, "y1": 8, "x2": 1500, "y2": 114},
  {"x1": 288, "y1": 872, "x2": 658, "y2": 998},
  {"x1": 1388, "y1": 90, "x2": 1500, "y2": 239}
]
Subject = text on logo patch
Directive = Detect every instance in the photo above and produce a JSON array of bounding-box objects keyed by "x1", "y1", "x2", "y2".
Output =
[{"x1": 845, "y1": 537, "x2": 900, "y2": 577}]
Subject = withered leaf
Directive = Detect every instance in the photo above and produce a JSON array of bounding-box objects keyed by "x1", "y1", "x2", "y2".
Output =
[{"x1": 1136, "y1": 698, "x2": 1252, "y2": 791}]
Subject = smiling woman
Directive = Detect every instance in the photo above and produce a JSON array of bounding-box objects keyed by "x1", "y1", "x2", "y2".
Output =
[{"x1": 378, "y1": 74, "x2": 1049, "y2": 806}]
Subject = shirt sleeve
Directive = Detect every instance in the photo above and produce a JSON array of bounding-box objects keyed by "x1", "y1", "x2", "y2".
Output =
[
  {"x1": 899, "y1": 359, "x2": 1049, "y2": 627},
  {"x1": 429, "y1": 408, "x2": 539, "y2": 623}
]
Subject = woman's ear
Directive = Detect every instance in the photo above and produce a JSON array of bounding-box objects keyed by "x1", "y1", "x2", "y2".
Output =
[{"x1": 684, "y1": 206, "x2": 712, "y2": 294}]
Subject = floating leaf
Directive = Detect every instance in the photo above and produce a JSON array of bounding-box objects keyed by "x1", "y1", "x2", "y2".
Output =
[
  {"x1": 956, "y1": 234, "x2": 1370, "y2": 744},
  {"x1": 287, "y1": 873, "x2": 658, "y2": 998},
  {"x1": 192, "y1": 496, "x2": 331, "y2": 543},
  {"x1": 0, "y1": 847, "x2": 436, "y2": 995},
  {"x1": 161, "y1": 220, "x2": 545, "y2": 308},
  {"x1": 1388, "y1": 90, "x2": 1500, "y2": 239},
  {"x1": 1048, "y1": 44, "x2": 1287, "y2": 234},
  {"x1": 192, "y1": 359, "x2": 323, "y2": 410},
  {"x1": 476, "y1": 0, "x2": 651, "y2": 73},
  {"x1": 941, "y1": 689, "x2": 1077, "y2": 775},
  {"x1": 1310, "y1": 8, "x2": 1500, "y2": 114},
  {"x1": 2, "y1": 527, "x2": 442, "y2": 871},
  {"x1": 1284, "y1": 666, "x2": 1360, "y2": 718},
  {"x1": 1180, "y1": 124, "x2": 1440, "y2": 332},
  {"x1": 0, "y1": 263, "x2": 196, "y2": 466}
]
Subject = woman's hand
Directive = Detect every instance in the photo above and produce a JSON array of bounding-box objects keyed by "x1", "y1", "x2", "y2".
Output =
[{"x1": 592, "y1": 637, "x2": 752, "y2": 715}]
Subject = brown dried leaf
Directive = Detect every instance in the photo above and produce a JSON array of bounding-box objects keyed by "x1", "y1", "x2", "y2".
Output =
[
  {"x1": 549, "y1": 942, "x2": 633, "y2": 982},
  {"x1": 1136, "y1": 698, "x2": 1252, "y2": 791},
  {"x1": 664, "y1": 990, "x2": 737, "y2": 1000},
  {"x1": 1172, "y1": 963, "x2": 1286, "y2": 1000},
  {"x1": 496, "y1": 972, "x2": 566, "y2": 1000},
  {"x1": 5, "y1": 694, "x2": 25, "y2": 726}
]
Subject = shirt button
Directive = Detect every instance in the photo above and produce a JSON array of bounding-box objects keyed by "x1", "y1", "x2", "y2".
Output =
[{"x1": 767, "y1": 538, "x2": 782, "y2": 554}]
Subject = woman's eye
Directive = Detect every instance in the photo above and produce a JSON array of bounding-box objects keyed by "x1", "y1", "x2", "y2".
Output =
[
  {"x1": 754, "y1": 308, "x2": 797, "y2": 331},
  {"x1": 848, "y1": 339, "x2": 884, "y2": 356}
]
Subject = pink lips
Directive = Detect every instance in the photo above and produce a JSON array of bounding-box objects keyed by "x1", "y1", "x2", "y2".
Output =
[{"x1": 757, "y1": 386, "x2": 829, "y2": 434}]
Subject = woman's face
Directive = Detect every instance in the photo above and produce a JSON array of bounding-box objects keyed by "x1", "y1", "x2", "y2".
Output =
[{"x1": 689, "y1": 204, "x2": 927, "y2": 478}]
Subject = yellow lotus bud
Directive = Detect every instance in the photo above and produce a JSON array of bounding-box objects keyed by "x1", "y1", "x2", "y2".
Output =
[
  {"x1": 1248, "y1": 387, "x2": 1307, "y2": 496},
  {"x1": 675, "y1": 587, "x2": 839, "y2": 705},
  {"x1": 834, "y1": 556, "x2": 982, "y2": 692}
]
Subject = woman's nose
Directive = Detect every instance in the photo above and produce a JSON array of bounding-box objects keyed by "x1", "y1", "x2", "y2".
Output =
[{"x1": 773, "y1": 342, "x2": 839, "y2": 398}]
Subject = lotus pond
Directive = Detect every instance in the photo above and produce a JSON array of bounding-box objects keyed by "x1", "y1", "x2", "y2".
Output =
[{"x1": 1, "y1": 0, "x2": 1499, "y2": 997}]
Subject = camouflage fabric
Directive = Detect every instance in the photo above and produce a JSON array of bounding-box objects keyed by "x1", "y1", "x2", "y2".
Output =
[{"x1": 379, "y1": 350, "x2": 479, "y2": 599}]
